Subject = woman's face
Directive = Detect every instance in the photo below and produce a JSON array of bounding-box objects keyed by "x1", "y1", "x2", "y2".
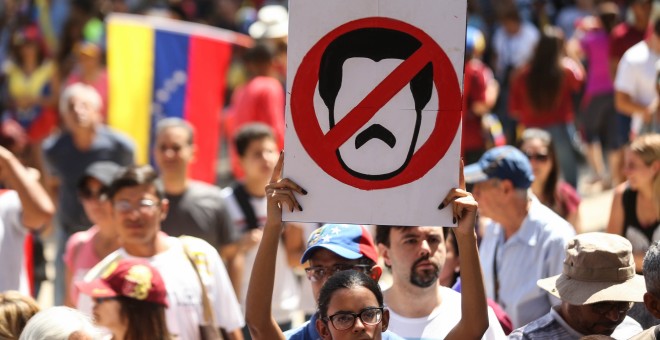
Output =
[
  {"x1": 624, "y1": 150, "x2": 659, "y2": 189},
  {"x1": 92, "y1": 298, "x2": 124, "y2": 332},
  {"x1": 521, "y1": 138, "x2": 553, "y2": 183},
  {"x1": 317, "y1": 286, "x2": 388, "y2": 340}
]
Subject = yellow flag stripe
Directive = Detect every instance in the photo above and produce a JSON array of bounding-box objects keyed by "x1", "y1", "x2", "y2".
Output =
[{"x1": 107, "y1": 22, "x2": 154, "y2": 165}]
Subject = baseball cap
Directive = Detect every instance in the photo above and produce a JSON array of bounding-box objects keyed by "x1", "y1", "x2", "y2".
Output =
[
  {"x1": 301, "y1": 224, "x2": 379, "y2": 264},
  {"x1": 537, "y1": 232, "x2": 645, "y2": 305},
  {"x1": 76, "y1": 258, "x2": 168, "y2": 307},
  {"x1": 77, "y1": 161, "x2": 123, "y2": 191},
  {"x1": 464, "y1": 145, "x2": 534, "y2": 189}
]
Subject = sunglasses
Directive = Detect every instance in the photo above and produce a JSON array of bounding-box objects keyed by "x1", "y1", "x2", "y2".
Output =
[
  {"x1": 525, "y1": 152, "x2": 550, "y2": 162},
  {"x1": 79, "y1": 187, "x2": 108, "y2": 201},
  {"x1": 304, "y1": 264, "x2": 373, "y2": 282},
  {"x1": 114, "y1": 199, "x2": 159, "y2": 214},
  {"x1": 590, "y1": 301, "x2": 634, "y2": 315}
]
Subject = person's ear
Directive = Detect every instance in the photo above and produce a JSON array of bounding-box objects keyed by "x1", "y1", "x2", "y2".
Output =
[
  {"x1": 370, "y1": 265, "x2": 383, "y2": 281},
  {"x1": 316, "y1": 318, "x2": 332, "y2": 340},
  {"x1": 159, "y1": 198, "x2": 169, "y2": 221},
  {"x1": 381, "y1": 308, "x2": 390, "y2": 332},
  {"x1": 644, "y1": 292, "x2": 660, "y2": 319},
  {"x1": 378, "y1": 244, "x2": 392, "y2": 268}
]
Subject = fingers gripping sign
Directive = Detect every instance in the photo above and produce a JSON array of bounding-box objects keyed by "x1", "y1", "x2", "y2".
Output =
[
  {"x1": 266, "y1": 152, "x2": 307, "y2": 225},
  {"x1": 439, "y1": 160, "x2": 478, "y2": 233}
]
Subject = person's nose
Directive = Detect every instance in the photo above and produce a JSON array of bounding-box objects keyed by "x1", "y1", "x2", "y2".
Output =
[
  {"x1": 604, "y1": 309, "x2": 624, "y2": 322},
  {"x1": 420, "y1": 239, "x2": 431, "y2": 256},
  {"x1": 352, "y1": 316, "x2": 366, "y2": 333}
]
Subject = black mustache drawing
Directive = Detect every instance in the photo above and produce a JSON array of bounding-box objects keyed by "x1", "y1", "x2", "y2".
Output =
[{"x1": 354, "y1": 124, "x2": 397, "y2": 149}]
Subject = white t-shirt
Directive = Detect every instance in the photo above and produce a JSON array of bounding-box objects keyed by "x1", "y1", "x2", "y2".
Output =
[
  {"x1": 0, "y1": 190, "x2": 29, "y2": 294},
  {"x1": 386, "y1": 287, "x2": 506, "y2": 340},
  {"x1": 615, "y1": 41, "x2": 660, "y2": 108},
  {"x1": 492, "y1": 22, "x2": 540, "y2": 78},
  {"x1": 78, "y1": 236, "x2": 244, "y2": 340},
  {"x1": 220, "y1": 186, "x2": 300, "y2": 323}
]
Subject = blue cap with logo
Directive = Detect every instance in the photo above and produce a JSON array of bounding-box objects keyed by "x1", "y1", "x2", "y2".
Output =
[
  {"x1": 300, "y1": 224, "x2": 379, "y2": 264},
  {"x1": 464, "y1": 145, "x2": 534, "y2": 189}
]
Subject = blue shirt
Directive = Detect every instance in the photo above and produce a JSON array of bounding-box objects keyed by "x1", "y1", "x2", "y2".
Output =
[
  {"x1": 43, "y1": 125, "x2": 134, "y2": 233},
  {"x1": 284, "y1": 313, "x2": 405, "y2": 340},
  {"x1": 479, "y1": 198, "x2": 575, "y2": 328}
]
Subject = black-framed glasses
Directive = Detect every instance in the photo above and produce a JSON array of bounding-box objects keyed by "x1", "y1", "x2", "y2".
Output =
[
  {"x1": 590, "y1": 301, "x2": 634, "y2": 315},
  {"x1": 323, "y1": 307, "x2": 384, "y2": 331},
  {"x1": 304, "y1": 264, "x2": 373, "y2": 282},
  {"x1": 114, "y1": 199, "x2": 159, "y2": 213},
  {"x1": 525, "y1": 152, "x2": 550, "y2": 162}
]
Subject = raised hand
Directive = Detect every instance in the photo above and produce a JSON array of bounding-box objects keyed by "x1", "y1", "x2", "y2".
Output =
[{"x1": 264, "y1": 152, "x2": 307, "y2": 226}]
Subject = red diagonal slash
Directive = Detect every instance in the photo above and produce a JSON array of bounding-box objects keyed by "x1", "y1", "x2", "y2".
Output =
[{"x1": 323, "y1": 43, "x2": 434, "y2": 151}]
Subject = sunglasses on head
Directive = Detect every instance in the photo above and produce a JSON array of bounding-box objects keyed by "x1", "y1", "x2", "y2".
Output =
[{"x1": 525, "y1": 152, "x2": 549, "y2": 162}]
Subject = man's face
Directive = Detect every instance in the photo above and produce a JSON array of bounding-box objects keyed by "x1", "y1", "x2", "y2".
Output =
[
  {"x1": 561, "y1": 301, "x2": 633, "y2": 336},
  {"x1": 63, "y1": 94, "x2": 100, "y2": 132},
  {"x1": 111, "y1": 184, "x2": 168, "y2": 249},
  {"x1": 154, "y1": 126, "x2": 194, "y2": 177},
  {"x1": 471, "y1": 179, "x2": 502, "y2": 219},
  {"x1": 307, "y1": 248, "x2": 370, "y2": 301},
  {"x1": 329, "y1": 58, "x2": 427, "y2": 179},
  {"x1": 380, "y1": 227, "x2": 445, "y2": 288},
  {"x1": 239, "y1": 137, "x2": 279, "y2": 184}
]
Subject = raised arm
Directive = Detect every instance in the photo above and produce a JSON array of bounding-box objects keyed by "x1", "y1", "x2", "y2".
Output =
[
  {"x1": 245, "y1": 153, "x2": 305, "y2": 339},
  {"x1": 0, "y1": 145, "x2": 54, "y2": 229},
  {"x1": 442, "y1": 162, "x2": 489, "y2": 340}
]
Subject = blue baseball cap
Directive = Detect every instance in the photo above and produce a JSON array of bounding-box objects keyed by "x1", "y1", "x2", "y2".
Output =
[
  {"x1": 301, "y1": 224, "x2": 379, "y2": 264},
  {"x1": 464, "y1": 145, "x2": 534, "y2": 189}
]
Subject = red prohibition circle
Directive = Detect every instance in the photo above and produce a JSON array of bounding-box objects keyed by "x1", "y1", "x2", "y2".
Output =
[{"x1": 290, "y1": 17, "x2": 461, "y2": 190}]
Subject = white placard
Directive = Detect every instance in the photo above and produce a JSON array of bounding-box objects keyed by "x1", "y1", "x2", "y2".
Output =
[{"x1": 283, "y1": 0, "x2": 466, "y2": 227}]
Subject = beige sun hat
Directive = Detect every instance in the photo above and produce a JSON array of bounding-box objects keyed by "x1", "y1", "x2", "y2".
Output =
[
  {"x1": 537, "y1": 232, "x2": 646, "y2": 305},
  {"x1": 248, "y1": 5, "x2": 289, "y2": 39}
]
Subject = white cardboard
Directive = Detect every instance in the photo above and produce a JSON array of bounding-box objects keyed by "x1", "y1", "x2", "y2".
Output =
[{"x1": 283, "y1": 0, "x2": 466, "y2": 227}]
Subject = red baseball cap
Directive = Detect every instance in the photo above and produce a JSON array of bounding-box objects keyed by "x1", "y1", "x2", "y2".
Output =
[{"x1": 77, "y1": 258, "x2": 168, "y2": 307}]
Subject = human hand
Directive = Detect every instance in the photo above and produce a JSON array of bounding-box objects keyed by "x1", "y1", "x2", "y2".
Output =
[
  {"x1": 264, "y1": 152, "x2": 307, "y2": 227},
  {"x1": 438, "y1": 160, "x2": 478, "y2": 238}
]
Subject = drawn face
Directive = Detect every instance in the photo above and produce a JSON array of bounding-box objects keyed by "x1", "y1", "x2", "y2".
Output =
[{"x1": 330, "y1": 58, "x2": 425, "y2": 180}]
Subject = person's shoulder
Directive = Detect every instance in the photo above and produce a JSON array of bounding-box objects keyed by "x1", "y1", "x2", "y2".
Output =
[
  {"x1": 105, "y1": 127, "x2": 135, "y2": 145},
  {"x1": 622, "y1": 41, "x2": 650, "y2": 63},
  {"x1": 509, "y1": 312, "x2": 557, "y2": 338},
  {"x1": 220, "y1": 185, "x2": 235, "y2": 199},
  {"x1": 283, "y1": 320, "x2": 312, "y2": 339},
  {"x1": 177, "y1": 235, "x2": 220, "y2": 256},
  {"x1": 529, "y1": 200, "x2": 575, "y2": 237},
  {"x1": 42, "y1": 130, "x2": 68, "y2": 152},
  {"x1": 382, "y1": 330, "x2": 406, "y2": 340},
  {"x1": 629, "y1": 324, "x2": 660, "y2": 340}
]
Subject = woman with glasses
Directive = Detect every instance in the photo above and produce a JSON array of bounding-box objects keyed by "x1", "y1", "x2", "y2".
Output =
[
  {"x1": 315, "y1": 270, "x2": 390, "y2": 339},
  {"x1": 607, "y1": 133, "x2": 660, "y2": 273},
  {"x1": 519, "y1": 128, "x2": 581, "y2": 231},
  {"x1": 76, "y1": 258, "x2": 171, "y2": 340},
  {"x1": 64, "y1": 161, "x2": 123, "y2": 307}
]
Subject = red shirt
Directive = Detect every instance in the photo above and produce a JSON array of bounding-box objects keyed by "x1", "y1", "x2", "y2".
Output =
[
  {"x1": 228, "y1": 76, "x2": 285, "y2": 178},
  {"x1": 461, "y1": 59, "x2": 491, "y2": 153},
  {"x1": 609, "y1": 22, "x2": 647, "y2": 61},
  {"x1": 509, "y1": 59, "x2": 583, "y2": 128}
]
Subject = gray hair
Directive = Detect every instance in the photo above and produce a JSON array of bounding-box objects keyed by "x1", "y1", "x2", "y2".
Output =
[
  {"x1": 59, "y1": 83, "x2": 103, "y2": 116},
  {"x1": 19, "y1": 306, "x2": 102, "y2": 340},
  {"x1": 155, "y1": 117, "x2": 194, "y2": 145},
  {"x1": 644, "y1": 241, "x2": 660, "y2": 293}
]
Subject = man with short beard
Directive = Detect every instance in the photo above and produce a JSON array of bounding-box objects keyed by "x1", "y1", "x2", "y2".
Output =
[{"x1": 375, "y1": 226, "x2": 505, "y2": 339}]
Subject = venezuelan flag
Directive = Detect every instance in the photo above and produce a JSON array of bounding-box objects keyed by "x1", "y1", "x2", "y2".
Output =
[{"x1": 107, "y1": 14, "x2": 251, "y2": 183}]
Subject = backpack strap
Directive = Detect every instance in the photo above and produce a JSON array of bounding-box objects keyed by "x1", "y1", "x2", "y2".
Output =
[{"x1": 231, "y1": 182, "x2": 259, "y2": 230}]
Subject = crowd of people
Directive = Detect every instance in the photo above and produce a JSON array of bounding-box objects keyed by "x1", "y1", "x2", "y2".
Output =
[{"x1": 2, "y1": 0, "x2": 660, "y2": 339}]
